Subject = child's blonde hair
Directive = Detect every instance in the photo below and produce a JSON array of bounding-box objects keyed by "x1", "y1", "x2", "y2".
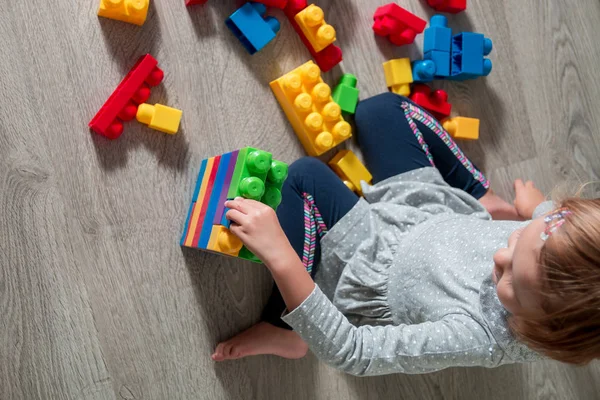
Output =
[{"x1": 509, "y1": 198, "x2": 600, "y2": 364}]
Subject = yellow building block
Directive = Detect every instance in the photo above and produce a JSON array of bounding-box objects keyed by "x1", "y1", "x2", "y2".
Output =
[
  {"x1": 294, "y1": 5, "x2": 336, "y2": 52},
  {"x1": 270, "y1": 61, "x2": 352, "y2": 156},
  {"x1": 136, "y1": 103, "x2": 182, "y2": 135},
  {"x1": 383, "y1": 58, "x2": 413, "y2": 96},
  {"x1": 443, "y1": 117, "x2": 480, "y2": 140},
  {"x1": 329, "y1": 150, "x2": 372, "y2": 196},
  {"x1": 206, "y1": 226, "x2": 243, "y2": 257},
  {"x1": 98, "y1": 0, "x2": 149, "y2": 26}
]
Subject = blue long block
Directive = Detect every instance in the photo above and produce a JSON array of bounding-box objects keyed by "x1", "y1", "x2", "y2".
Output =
[
  {"x1": 451, "y1": 32, "x2": 493, "y2": 80},
  {"x1": 191, "y1": 158, "x2": 208, "y2": 202},
  {"x1": 198, "y1": 152, "x2": 232, "y2": 248},
  {"x1": 423, "y1": 15, "x2": 451, "y2": 54},
  {"x1": 225, "y1": 3, "x2": 281, "y2": 55},
  {"x1": 425, "y1": 50, "x2": 451, "y2": 77}
]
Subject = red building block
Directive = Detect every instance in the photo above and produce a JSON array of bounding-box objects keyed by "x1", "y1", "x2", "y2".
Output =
[
  {"x1": 89, "y1": 54, "x2": 164, "y2": 139},
  {"x1": 284, "y1": 0, "x2": 342, "y2": 72},
  {"x1": 373, "y1": 3, "x2": 426, "y2": 46},
  {"x1": 409, "y1": 84, "x2": 451, "y2": 120},
  {"x1": 426, "y1": 0, "x2": 466, "y2": 14},
  {"x1": 185, "y1": 0, "x2": 208, "y2": 5},
  {"x1": 252, "y1": 0, "x2": 288, "y2": 8}
]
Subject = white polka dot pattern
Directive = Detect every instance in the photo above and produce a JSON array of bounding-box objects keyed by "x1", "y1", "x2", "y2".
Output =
[{"x1": 281, "y1": 167, "x2": 546, "y2": 376}]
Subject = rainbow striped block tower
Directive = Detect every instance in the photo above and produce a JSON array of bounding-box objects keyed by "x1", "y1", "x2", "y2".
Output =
[{"x1": 180, "y1": 147, "x2": 289, "y2": 263}]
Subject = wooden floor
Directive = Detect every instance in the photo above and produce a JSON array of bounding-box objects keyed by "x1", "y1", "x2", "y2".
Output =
[{"x1": 1, "y1": 0, "x2": 599, "y2": 399}]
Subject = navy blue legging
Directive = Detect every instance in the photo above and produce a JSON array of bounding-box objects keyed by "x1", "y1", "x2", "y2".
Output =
[{"x1": 262, "y1": 92, "x2": 489, "y2": 328}]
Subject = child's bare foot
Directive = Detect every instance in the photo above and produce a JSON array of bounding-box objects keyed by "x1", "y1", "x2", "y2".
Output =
[
  {"x1": 479, "y1": 190, "x2": 523, "y2": 221},
  {"x1": 211, "y1": 322, "x2": 308, "y2": 361}
]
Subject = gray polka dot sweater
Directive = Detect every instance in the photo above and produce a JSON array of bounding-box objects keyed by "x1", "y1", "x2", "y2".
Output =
[{"x1": 282, "y1": 167, "x2": 548, "y2": 376}]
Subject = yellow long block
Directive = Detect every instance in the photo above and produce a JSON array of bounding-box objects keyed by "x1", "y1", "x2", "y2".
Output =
[
  {"x1": 270, "y1": 61, "x2": 352, "y2": 156},
  {"x1": 443, "y1": 117, "x2": 480, "y2": 140},
  {"x1": 383, "y1": 58, "x2": 413, "y2": 96},
  {"x1": 98, "y1": 0, "x2": 149, "y2": 26},
  {"x1": 294, "y1": 5, "x2": 336, "y2": 52},
  {"x1": 329, "y1": 150, "x2": 372, "y2": 196}
]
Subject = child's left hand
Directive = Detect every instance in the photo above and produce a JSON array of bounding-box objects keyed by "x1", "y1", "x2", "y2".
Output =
[{"x1": 225, "y1": 197, "x2": 294, "y2": 267}]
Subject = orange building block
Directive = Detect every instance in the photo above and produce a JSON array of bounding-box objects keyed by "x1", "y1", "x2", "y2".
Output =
[
  {"x1": 98, "y1": 0, "x2": 149, "y2": 26},
  {"x1": 294, "y1": 5, "x2": 336, "y2": 52},
  {"x1": 270, "y1": 61, "x2": 352, "y2": 156},
  {"x1": 206, "y1": 226, "x2": 243, "y2": 256},
  {"x1": 443, "y1": 117, "x2": 480, "y2": 140},
  {"x1": 329, "y1": 150, "x2": 372, "y2": 196}
]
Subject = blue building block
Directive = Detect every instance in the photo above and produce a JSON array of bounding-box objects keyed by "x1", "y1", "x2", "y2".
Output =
[
  {"x1": 423, "y1": 15, "x2": 451, "y2": 54},
  {"x1": 225, "y1": 3, "x2": 281, "y2": 55},
  {"x1": 450, "y1": 32, "x2": 493, "y2": 80},
  {"x1": 412, "y1": 60, "x2": 435, "y2": 83},
  {"x1": 425, "y1": 50, "x2": 451, "y2": 77}
]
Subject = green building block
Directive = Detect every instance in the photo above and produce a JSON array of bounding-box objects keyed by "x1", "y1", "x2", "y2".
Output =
[
  {"x1": 227, "y1": 147, "x2": 288, "y2": 209},
  {"x1": 225, "y1": 146, "x2": 289, "y2": 263},
  {"x1": 332, "y1": 73, "x2": 359, "y2": 115}
]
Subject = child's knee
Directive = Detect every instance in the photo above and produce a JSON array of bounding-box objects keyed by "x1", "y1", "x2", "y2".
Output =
[
  {"x1": 355, "y1": 92, "x2": 407, "y2": 126},
  {"x1": 288, "y1": 157, "x2": 328, "y2": 177}
]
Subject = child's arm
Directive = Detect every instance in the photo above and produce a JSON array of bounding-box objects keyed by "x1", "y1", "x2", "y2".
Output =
[
  {"x1": 281, "y1": 285, "x2": 497, "y2": 376},
  {"x1": 225, "y1": 198, "x2": 315, "y2": 310},
  {"x1": 513, "y1": 179, "x2": 546, "y2": 220},
  {"x1": 225, "y1": 198, "x2": 497, "y2": 375}
]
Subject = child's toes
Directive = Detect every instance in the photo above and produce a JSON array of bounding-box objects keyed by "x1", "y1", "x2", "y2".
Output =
[
  {"x1": 212, "y1": 343, "x2": 226, "y2": 361},
  {"x1": 223, "y1": 342, "x2": 235, "y2": 359}
]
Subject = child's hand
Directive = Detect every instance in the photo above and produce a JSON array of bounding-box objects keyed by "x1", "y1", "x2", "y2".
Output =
[
  {"x1": 225, "y1": 197, "x2": 294, "y2": 266},
  {"x1": 513, "y1": 179, "x2": 546, "y2": 220}
]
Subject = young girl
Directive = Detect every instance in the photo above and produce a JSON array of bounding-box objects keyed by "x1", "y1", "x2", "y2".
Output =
[{"x1": 211, "y1": 93, "x2": 600, "y2": 374}]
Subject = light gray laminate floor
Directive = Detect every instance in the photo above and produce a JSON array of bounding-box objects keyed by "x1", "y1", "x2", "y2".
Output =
[{"x1": 1, "y1": 0, "x2": 600, "y2": 399}]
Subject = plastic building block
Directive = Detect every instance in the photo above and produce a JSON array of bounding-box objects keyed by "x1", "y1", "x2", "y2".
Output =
[
  {"x1": 97, "y1": 0, "x2": 149, "y2": 26},
  {"x1": 332, "y1": 74, "x2": 359, "y2": 115},
  {"x1": 412, "y1": 52, "x2": 450, "y2": 82},
  {"x1": 443, "y1": 117, "x2": 479, "y2": 140},
  {"x1": 206, "y1": 226, "x2": 243, "y2": 256},
  {"x1": 412, "y1": 15, "x2": 452, "y2": 82},
  {"x1": 383, "y1": 58, "x2": 413, "y2": 96},
  {"x1": 426, "y1": 0, "x2": 466, "y2": 14},
  {"x1": 252, "y1": 0, "x2": 288, "y2": 9},
  {"x1": 412, "y1": 59, "x2": 435, "y2": 83},
  {"x1": 409, "y1": 84, "x2": 451, "y2": 120},
  {"x1": 136, "y1": 103, "x2": 182, "y2": 134},
  {"x1": 328, "y1": 150, "x2": 372, "y2": 196},
  {"x1": 284, "y1": 0, "x2": 342, "y2": 72},
  {"x1": 423, "y1": 15, "x2": 451, "y2": 54},
  {"x1": 450, "y1": 32, "x2": 493, "y2": 81},
  {"x1": 270, "y1": 61, "x2": 352, "y2": 156},
  {"x1": 89, "y1": 54, "x2": 164, "y2": 139},
  {"x1": 225, "y1": 3, "x2": 281, "y2": 55},
  {"x1": 425, "y1": 50, "x2": 451, "y2": 77},
  {"x1": 294, "y1": 5, "x2": 336, "y2": 53},
  {"x1": 372, "y1": 3, "x2": 426, "y2": 46},
  {"x1": 180, "y1": 147, "x2": 289, "y2": 263},
  {"x1": 186, "y1": 0, "x2": 208, "y2": 5}
]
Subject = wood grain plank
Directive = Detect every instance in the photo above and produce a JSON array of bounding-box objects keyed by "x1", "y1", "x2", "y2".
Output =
[{"x1": 1, "y1": 0, "x2": 600, "y2": 398}]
